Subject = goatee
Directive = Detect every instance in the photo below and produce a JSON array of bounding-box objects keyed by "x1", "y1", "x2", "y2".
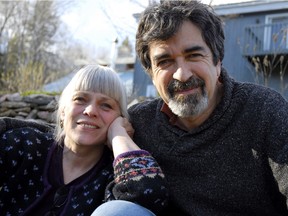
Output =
[{"x1": 167, "y1": 77, "x2": 208, "y2": 117}]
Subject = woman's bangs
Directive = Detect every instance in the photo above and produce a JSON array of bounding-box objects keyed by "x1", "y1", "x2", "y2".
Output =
[{"x1": 74, "y1": 70, "x2": 121, "y2": 102}]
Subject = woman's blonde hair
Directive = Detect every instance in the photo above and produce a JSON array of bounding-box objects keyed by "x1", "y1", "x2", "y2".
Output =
[{"x1": 54, "y1": 64, "x2": 128, "y2": 142}]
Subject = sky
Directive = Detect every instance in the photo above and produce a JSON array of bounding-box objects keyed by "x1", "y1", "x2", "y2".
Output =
[{"x1": 61, "y1": 0, "x2": 253, "y2": 58}]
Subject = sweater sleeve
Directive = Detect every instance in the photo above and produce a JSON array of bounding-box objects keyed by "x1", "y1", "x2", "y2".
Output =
[
  {"x1": 0, "y1": 118, "x2": 53, "y2": 183},
  {"x1": 262, "y1": 92, "x2": 288, "y2": 210},
  {"x1": 0, "y1": 127, "x2": 52, "y2": 186},
  {"x1": 0, "y1": 117, "x2": 53, "y2": 135},
  {"x1": 105, "y1": 150, "x2": 169, "y2": 214}
]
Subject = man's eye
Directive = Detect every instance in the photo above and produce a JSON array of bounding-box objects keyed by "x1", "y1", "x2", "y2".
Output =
[
  {"x1": 157, "y1": 59, "x2": 172, "y2": 67},
  {"x1": 187, "y1": 53, "x2": 203, "y2": 60}
]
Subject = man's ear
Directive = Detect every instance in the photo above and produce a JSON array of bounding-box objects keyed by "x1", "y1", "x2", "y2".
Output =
[{"x1": 216, "y1": 61, "x2": 222, "y2": 77}]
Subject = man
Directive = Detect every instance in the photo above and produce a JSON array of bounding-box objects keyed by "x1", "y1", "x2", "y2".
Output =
[{"x1": 128, "y1": 1, "x2": 288, "y2": 215}]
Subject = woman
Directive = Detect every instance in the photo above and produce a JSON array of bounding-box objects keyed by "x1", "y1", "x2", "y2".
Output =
[{"x1": 0, "y1": 65, "x2": 168, "y2": 216}]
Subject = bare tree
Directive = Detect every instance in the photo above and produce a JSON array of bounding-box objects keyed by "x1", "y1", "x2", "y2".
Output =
[
  {"x1": 0, "y1": 0, "x2": 76, "y2": 93},
  {"x1": 246, "y1": 27, "x2": 288, "y2": 95},
  {"x1": 0, "y1": 1, "x2": 17, "y2": 39},
  {"x1": 98, "y1": 0, "x2": 148, "y2": 55}
]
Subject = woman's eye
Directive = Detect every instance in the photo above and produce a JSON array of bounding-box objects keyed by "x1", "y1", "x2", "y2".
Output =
[
  {"x1": 74, "y1": 97, "x2": 86, "y2": 103},
  {"x1": 101, "y1": 103, "x2": 112, "y2": 110}
]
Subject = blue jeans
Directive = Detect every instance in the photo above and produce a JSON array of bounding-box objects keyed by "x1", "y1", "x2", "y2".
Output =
[{"x1": 91, "y1": 200, "x2": 156, "y2": 216}]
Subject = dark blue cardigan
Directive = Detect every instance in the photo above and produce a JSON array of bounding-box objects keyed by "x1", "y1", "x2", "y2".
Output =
[{"x1": 0, "y1": 120, "x2": 168, "y2": 215}]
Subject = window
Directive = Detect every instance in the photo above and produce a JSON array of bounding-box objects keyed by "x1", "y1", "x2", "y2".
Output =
[{"x1": 264, "y1": 13, "x2": 288, "y2": 51}]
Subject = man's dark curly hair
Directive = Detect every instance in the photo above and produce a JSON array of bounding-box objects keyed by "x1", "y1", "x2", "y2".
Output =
[{"x1": 136, "y1": 0, "x2": 225, "y2": 77}]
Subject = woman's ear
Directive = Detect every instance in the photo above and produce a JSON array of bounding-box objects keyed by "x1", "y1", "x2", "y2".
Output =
[
  {"x1": 59, "y1": 108, "x2": 65, "y2": 129},
  {"x1": 60, "y1": 108, "x2": 65, "y2": 118}
]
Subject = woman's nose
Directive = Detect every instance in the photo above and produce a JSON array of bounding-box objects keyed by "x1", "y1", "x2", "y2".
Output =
[{"x1": 83, "y1": 104, "x2": 99, "y2": 117}]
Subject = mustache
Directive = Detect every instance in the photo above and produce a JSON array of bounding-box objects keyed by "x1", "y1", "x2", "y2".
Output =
[{"x1": 168, "y1": 77, "x2": 205, "y2": 96}]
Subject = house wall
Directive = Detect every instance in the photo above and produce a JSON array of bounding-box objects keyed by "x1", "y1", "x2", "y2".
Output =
[
  {"x1": 221, "y1": 10, "x2": 288, "y2": 98},
  {"x1": 221, "y1": 14, "x2": 258, "y2": 82},
  {"x1": 133, "y1": 58, "x2": 154, "y2": 97}
]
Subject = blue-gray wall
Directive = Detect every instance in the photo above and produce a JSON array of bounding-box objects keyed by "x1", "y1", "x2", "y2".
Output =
[
  {"x1": 133, "y1": 58, "x2": 153, "y2": 97},
  {"x1": 221, "y1": 11, "x2": 288, "y2": 98}
]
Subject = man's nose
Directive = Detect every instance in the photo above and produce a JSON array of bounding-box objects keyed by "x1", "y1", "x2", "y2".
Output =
[{"x1": 172, "y1": 61, "x2": 192, "y2": 82}]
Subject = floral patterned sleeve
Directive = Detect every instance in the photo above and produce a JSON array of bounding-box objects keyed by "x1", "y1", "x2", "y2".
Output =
[{"x1": 105, "y1": 150, "x2": 169, "y2": 214}]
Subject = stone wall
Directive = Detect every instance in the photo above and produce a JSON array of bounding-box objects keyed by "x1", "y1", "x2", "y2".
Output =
[{"x1": 0, "y1": 93, "x2": 58, "y2": 124}]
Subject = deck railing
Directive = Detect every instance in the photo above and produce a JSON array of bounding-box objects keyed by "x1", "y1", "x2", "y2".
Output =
[{"x1": 243, "y1": 22, "x2": 288, "y2": 56}]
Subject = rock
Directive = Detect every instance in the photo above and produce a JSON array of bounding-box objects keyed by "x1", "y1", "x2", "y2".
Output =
[
  {"x1": 6, "y1": 93, "x2": 23, "y2": 102},
  {"x1": 23, "y1": 94, "x2": 55, "y2": 105},
  {"x1": 0, "y1": 101, "x2": 29, "y2": 109}
]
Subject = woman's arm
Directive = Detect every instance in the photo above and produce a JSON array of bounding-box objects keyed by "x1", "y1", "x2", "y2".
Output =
[
  {"x1": 105, "y1": 117, "x2": 169, "y2": 214},
  {"x1": 107, "y1": 117, "x2": 139, "y2": 158}
]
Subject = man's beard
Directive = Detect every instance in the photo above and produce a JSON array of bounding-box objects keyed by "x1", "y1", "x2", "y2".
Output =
[{"x1": 167, "y1": 77, "x2": 208, "y2": 117}]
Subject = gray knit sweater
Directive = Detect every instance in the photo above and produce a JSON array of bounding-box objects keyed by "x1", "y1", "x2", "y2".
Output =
[{"x1": 128, "y1": 69, "x2": 288, "y2": 216}]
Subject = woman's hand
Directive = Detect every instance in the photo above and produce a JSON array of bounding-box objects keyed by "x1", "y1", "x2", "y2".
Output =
[
  {"x1": 107, "y1": 117, "x2": 139, "y2": 157},
  {"x1": 120, "y1": 117, "x2": 135, "y2": 138}
]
